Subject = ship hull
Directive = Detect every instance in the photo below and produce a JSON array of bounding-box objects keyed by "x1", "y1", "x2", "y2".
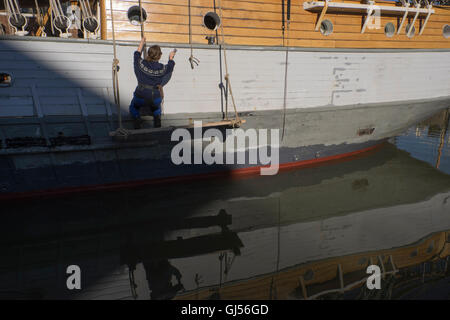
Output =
[{"x1": 0, "y1": 38, "x2": 449, "y2": 198}]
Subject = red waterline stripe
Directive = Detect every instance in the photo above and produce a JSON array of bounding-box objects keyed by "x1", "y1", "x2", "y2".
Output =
[{"x1": 0, "y1": 142, "x2": 385, "y2": 202}]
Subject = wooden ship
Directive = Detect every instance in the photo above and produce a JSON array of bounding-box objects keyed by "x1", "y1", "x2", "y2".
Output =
[{"x1": 0, "y1": 0, "x2": 449, "y2": 198}]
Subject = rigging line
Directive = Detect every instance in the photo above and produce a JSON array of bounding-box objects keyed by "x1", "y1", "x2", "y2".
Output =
[
  {"x1": 34, "y1": 0, "x2": 44, "y2": 33},
  {"x1": 217, "y1": 0, "x2": 241, "y2": 126},
  {"x1": 270, "y1": 197, "x2": 282, "y2": 299},
  {"x1": 138, "y1": 0, "x2": 146, "y2": 60},
  {"x1": 282, "y1": 0, "x2": 285, "y2": 45},
  {"x1": 213, "y1": 0, "x2": 225, "y2": 119},
  {"x1": 188, "y1": 0, "x2": 199, "y2": 69},
  {"x1": 281, "y1": 0, "x2": 291, "y2": 142},
  {"x1": 109, "y1": 0, "x2": 122, "y2": 130}
]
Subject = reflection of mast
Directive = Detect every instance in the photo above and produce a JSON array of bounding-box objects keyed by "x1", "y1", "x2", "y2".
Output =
[
  {"x1": 176, "y1": 231, "x2": 450, "y2": 300},
  {"x1": 436, "y1": 108, "x2": 449, "y2": 169},
  {"x1": 120, "y1": 209, "x2": 244, "y2": 300}
]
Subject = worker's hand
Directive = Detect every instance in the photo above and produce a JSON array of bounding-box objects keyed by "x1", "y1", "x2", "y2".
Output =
[{"x1": 169, "y1": 49, "x2": 177, "y2": 60}]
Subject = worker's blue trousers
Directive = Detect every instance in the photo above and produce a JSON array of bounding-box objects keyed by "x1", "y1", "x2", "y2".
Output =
[{"x1": 129, "y1": 93, "x2": 162, "y2": 119}]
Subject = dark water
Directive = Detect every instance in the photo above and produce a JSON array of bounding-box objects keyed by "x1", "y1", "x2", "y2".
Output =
[{"x1": 1, "y1": 109, "x2": 450, "y2": 300}]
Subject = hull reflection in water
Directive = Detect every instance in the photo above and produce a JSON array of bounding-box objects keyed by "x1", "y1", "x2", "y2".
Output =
[{"x1": 1, "y1": 143, "x2": 450, "y2": 300}]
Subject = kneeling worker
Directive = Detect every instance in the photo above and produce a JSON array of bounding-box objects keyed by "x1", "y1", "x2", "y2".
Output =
[{"x1": 129, "y1": 37, "x2": 176, "y2": 128}]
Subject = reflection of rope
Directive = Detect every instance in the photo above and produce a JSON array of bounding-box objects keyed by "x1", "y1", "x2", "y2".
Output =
[
  {"x1": 435, "y1": 109, "x2": 449, "y2": 169},
  {"x1": 269, "y1": 197, "x2": 282, "y2": 299},
  {"x1": 129, "y1": 268, "x2": 138, "y2": 299}
]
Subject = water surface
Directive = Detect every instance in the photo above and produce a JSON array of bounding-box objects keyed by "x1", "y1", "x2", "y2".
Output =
[{"x1": 1, "y1": 109, "x2": 449, "y2": 300}]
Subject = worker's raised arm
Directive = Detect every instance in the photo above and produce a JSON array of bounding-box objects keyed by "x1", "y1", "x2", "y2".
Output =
[{"x1": 137, "y1": 37, "x2": 146, "y2": 54}]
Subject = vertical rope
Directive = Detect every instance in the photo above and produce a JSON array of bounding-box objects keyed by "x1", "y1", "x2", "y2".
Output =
[
  {"x1": 138, "y1": 0, "x2": 146, "y2": 59},
  {"x1": 281, "y1": 0, "x2": 291, "y2": 141},
  {"x1": 188, "y1": 0, "x2": 199, "y2": 69},
  {"x1": 109, "y1": 0, "x2": 122, "y2": 130},
  {"x1": 217, "y1": 0, "x2": 241, "y2": 126}
]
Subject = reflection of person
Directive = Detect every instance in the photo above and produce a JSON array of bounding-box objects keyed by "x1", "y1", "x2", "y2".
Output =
[
  {"x1": 129, "y1": 37, "x2": 176, "y2": 129},
  {"x1": 143, "y1": 259, "x2": 184, "y2": 300}
]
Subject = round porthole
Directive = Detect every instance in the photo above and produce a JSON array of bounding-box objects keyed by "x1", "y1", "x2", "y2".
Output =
[
  {"x1": 320, "y1": 19, "x2": 333, "y2": 36},
  {"x1": 443, "y1": 24, "x2": 450, "y2": 39},
  {"x1": 203, "y1": 12, "x2": 221, "y2": 31},
  {"x1": 384, "y1": 22, "x2": 395, "y2": 38},
  {"x1": 127, "y1": 6, "x2": 147, "y2": 26},
  {"x1": 406, "y1": 23, "x2": 416, "y2": 38}
]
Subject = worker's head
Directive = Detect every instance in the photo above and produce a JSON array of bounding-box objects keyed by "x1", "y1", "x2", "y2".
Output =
[{"x1": 146, "y1": 45, "x2": 162, "y2": 62}]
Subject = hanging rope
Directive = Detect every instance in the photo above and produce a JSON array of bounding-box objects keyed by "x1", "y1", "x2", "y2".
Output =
[
  {"x1": 109, "y1": 0, "x2": 124, "y2": 133},
  {"x1": 137, "y1": 0, "x2": 147, "y2": 60},
  {"x1": 281, "y1": 0, "x2": 291, "y2": 141},
  {"x1": 34, "y1": 0, "x2": 45, "y2": 36},
  {"x1": 188, "y1": 0, "x2": 200, "y2": 69},
  {"x1": 217, "y1": 0, "x2": 241, "y2": 127}
]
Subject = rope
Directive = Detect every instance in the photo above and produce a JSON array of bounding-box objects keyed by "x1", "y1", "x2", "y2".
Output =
[
  {"x1": 79, "y1": 0, "x2": 93, "y2": 18},
  {"x1": 188, "y1": 0, "x2": 200, "y2": 69},
  {"x1": 269, "y1": 197, "x2": 282, "y2": 299},
  {"x1": 4, "y1": 0, "x2": 20, "y2": 16},
  {"x1": 34, "y1": 0, "x2": 45, "y2": 36},
  {"x1": 138, "y1": 0, "x2": 147, "y2": 61},
  {"x1": 217, "y1": 0, "x2": 241, "y2": 127},
  {"x1": 281, "y1": 0, "x2": 291, "y2": 142},
  {"x1": 109, "y1": 0, "x2": 123, "y2": 131}
]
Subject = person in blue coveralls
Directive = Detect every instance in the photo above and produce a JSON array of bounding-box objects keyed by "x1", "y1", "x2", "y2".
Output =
[{"x1": 129, "y1": 37, "x2": 176, "y2": 129}]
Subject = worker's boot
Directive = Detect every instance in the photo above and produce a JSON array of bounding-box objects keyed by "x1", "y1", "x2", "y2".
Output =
[
  {"x1": 154, "y1": 115, "x2": 161, "y2": 128},
  {"x1": 133, "y1": 117, "x2": 143, "y2": 129}
]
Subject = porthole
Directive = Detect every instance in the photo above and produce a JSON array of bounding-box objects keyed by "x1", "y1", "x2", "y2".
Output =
[
  {"x1": 320, "y1": 19, "x2": 333, "y2": 36},
  {"x1": 443, "y1": 24, "x2": 450, "y2": 39},
  {"x1": 384, "y1": 22, "x2": 395, "y2": 38},
  {"x1": 203, "y1": 12, "x2": 221, "y2": 31},
  {"x1": 0, "y1": 72, "x2": 12, "y2": 87},
  {"x1": 127, "y1": 6, "x2": 147, "y2": 26},
  {"x1": 405, "y1": 23, "x2": 416, "y2": 38}
]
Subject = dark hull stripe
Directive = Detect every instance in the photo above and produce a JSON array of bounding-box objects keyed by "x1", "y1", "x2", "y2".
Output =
[{"x1": 0, "y1": 141, "x2": 386, "y2": 202}]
